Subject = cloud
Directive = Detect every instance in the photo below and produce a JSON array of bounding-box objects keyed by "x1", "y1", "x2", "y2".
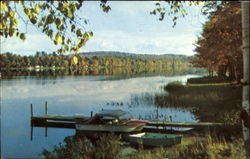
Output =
[
  {"x1": 82, "y1": 29, "x2": 198, "y2": 55},
  {"x1": 1, "y1": 29, "x2": 198, "y2": 56},
  {"x1": 1, "y1": 34, "x2": 59, "y2": 55}
]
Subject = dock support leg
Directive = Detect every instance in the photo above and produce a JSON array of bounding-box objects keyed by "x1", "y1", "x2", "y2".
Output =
[
  {"x1": 45, "y1": 127, "x2": 48, "y2": 137},
  {"x1": 30, "y1": 126, "x2": 33, "y2": 141},
  {"x1": 30, "y1": 104, "x2": 33, "y2": 118}
]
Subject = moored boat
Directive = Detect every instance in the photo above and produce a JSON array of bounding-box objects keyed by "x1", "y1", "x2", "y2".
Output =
[
  {"x1": 128, "y1": 132, "x2": 182, "y2": 147},
  {"x1": 75, "y1": 109, "x2": 148, "y2": 133}
]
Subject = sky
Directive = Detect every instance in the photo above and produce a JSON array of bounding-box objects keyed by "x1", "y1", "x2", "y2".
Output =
[{"x1": 1, "y1": 1, "x2": 207, "y2": 56}]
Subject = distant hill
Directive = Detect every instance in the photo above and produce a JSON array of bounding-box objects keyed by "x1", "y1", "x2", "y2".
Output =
[{"x1": 79, "y1": 51, "x2": 193, "y2": 62}]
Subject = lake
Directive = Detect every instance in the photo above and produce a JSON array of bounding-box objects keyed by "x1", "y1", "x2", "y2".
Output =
[{"x1": 1, "y1": 72, "x2": 200, "y2": 158}]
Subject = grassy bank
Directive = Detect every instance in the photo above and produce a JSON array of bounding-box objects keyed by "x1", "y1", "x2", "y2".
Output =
[
  {"x1": 156, "y1": 81, "x2": 242, "y2": 124},
  {"x1": 154, "y1": 81, "x2": 243, "y2": 140},
  {"x1": 42, "y1": 134, "x2": 246, "y2": 159}
]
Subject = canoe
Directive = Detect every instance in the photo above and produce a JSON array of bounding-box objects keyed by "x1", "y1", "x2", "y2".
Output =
[
  {"x1": 75, "y1": 109, "x2": 148, "y2": 133},
  {"x1": 128, "y1": 132, "x2": 182, "y2": 147}
]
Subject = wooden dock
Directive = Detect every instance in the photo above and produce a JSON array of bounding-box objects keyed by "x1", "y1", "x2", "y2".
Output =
[
  {"x1": 30, "y1": 102, "x2": 223, "y2": 131},
  {"x1": 31, "y1": 114, "x2": 223, "y2": 129},
  {"x1": 32, "y1": 115, "x2": 88, "y2": 122},
  {"x1": 31, "y1": 115, "x2": 89, "y2": 129},
  {"x1": 30, "y1": 102, "x2": 89, "y2": 129}
]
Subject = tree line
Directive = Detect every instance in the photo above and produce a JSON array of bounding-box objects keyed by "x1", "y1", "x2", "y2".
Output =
[{"x1": 0, "y1": 51, "x2": 192, "y2": 70}]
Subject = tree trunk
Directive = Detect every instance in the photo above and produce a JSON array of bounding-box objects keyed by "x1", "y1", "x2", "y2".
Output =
[
  {"x1": 241, "y1": 2, "x2": 250, "y2": 159},
  {"x1": 217, "y1": 65, "x2": 227, "y2": 78},
  {"x1": 228, "y1": 60, "x2": 236, "y2": 80}
]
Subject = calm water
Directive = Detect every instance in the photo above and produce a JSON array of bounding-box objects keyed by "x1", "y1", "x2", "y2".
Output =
[{"x1": 1, "y1": 73, "x2": 199, "y2": 158}]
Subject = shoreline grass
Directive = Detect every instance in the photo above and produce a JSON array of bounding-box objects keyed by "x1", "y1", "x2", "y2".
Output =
[{"x1": 42, "y1": 134, "x2": 246, "y2": 159}]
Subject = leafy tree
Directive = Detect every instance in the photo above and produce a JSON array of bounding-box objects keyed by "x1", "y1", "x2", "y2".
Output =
[
  {"x1": 0, "y1": 1, "x2": 110, "y2": 54},
  {"x1": 193, "y1": 2, "x2": 242, "y2": 81}
]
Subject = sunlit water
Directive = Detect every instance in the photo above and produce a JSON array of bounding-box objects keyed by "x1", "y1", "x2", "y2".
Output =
[{"x1": 1, "y1": 74, "x2": 199, "y2": 158}]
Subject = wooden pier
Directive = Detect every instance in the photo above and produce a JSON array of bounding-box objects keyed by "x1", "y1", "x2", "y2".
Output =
[
  {"x1": 31, "y1": 102, "x2": 89, "y2": 129},
  {"x1": 31, "y1": 115, "x2": 89, "y2": 129},
  {"x1": 30, "y1": 102, "x2": 223, "y2": 131}
]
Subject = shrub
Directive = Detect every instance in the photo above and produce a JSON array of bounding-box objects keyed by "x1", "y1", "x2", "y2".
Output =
[{"x1": 164, "y1": 81, "x2": 185, "y2": 92}]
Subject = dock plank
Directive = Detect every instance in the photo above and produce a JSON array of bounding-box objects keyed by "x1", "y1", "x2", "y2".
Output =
[{"x1": 32, "y1": 115, "x2": 88, "y2": 121}]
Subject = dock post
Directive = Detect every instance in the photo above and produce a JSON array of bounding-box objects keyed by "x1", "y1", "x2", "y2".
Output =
[
  {"x1": 30, "y1": 104, "x2": 33, "y2": 117},
  {"x1": 45, "y1": 101, "x2": 48, "y2": 115},
  {"x1": 45, "y1": 101, "x2": 48, "y2": 137},
  {"x1": 91, "y1": 111, "x2": 93, "y2": 117},
  {"x1": 45, "y1": 127, "x2": 48, "y2": 137}
]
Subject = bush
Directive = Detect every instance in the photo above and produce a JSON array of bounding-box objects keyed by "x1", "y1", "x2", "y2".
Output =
[
  {"x1": 42, "y1": 134, "x2": 123, "y2": 159},
  {"x1": 125, "y1": 136, "x2": 246, "y2": 159},
  {"x1": 43, "y1": 134, "x2": 246, "y2": 159},
  {"x1": 164, "y1": 81, "x2": 185, "y2": 92}
]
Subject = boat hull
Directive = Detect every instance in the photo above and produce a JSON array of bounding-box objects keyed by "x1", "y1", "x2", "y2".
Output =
[
  {"x1": 75, "y1": 124, "x2": 144, "y2": 133},
  {"x1": 128, "y1": 132, "x2": 182, "y2": 147}
]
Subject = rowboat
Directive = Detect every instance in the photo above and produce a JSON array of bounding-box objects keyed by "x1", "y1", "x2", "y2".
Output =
[
  {"x1": 128, "y1": 132, "x2": 182, "y2": 147},
  {"x1": 75, "y1": 109, "x2": 148, "y2": 133}
]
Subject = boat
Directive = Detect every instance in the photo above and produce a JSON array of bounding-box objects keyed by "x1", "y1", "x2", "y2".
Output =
[
  {"x1": 128, "y1": 132, "x2": 182, "y2": 147},
  {"x1": 75, "y1": 109, "x2": 148, "y2": 133}
]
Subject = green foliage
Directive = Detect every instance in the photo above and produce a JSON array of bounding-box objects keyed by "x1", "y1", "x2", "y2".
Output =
[
  {"x1": 127, "y1": 136, "x2": 245, "y2": 159},
  {"x1": 163, "y1": 137, "x2": 246, "y2": 159},
  {"x1": 93, "y1": 134, "x2": 123, "y2": 159},
  {"x1": 43, "y1": 134, "x2": 123, "y2": 159},
  {"x1": 0, "y1": 1, "x2": 110, "y2": 54},
  {"x1": 43, "y1": 134, "x2": 246, "y2": 159},
  {"x1": 0, "y1": 52, "x2": 192, "y2": 70}
]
